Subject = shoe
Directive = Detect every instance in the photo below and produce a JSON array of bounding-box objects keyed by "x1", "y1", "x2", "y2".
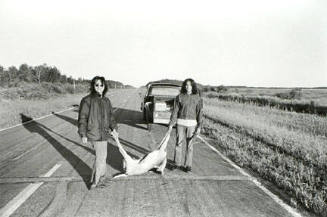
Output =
[
  {"x1": 178, "y1": 166, "x2": 185, "y2": 171},
  {"x1": 171, "y1": 165, "x2": 184, "y2": 171},
  {"x1": 184, "y1": 166, "x2": 192, "y2": 172},
  {"x1": 170, "y1": 164, "x2": 178, "y2": 170},
  {"x1": 155, "y1": 170, "x2": 163, "y2": 175},
  {"x1": 90, "y1": 183, "x2": 97, "y2": 189}
]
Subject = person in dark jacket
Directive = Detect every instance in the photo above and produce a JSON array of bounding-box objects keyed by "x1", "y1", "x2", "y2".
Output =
[
  {"x1": 167, "y1": 78, "x2": 203, "y2": 172},
  {"x1": 78, "y1": 76, "x2": 118, "y2": 188}
]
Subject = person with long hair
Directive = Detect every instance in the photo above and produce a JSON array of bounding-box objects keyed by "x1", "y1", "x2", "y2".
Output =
[
  {"x1": 78, "y1": 76, "x2": 118, "y2": 188},
  {"x1": 167, "y1": 78, "x2": 203, "y2": 172}
]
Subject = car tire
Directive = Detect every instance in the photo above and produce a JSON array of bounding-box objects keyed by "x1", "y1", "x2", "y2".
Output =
[
  {"x1": 147, "y1": 123, "x2": 152, "y2": 131},
  {"x1": 143, "y1": 109, "x2": 146, "y2": 121},
  {"x1": 145, "y1": 108, "x2": 153, "y2": 131}
]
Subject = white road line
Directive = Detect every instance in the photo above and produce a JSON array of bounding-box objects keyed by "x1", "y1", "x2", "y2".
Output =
[
  {"x1": 0, "y1": 107, "x2": 75, "y2": 132},
  {"x1": 0, "y1": 163, "x2": 61, "y2": 217},
  {"x1": 197, "y1": 135, "x2": 302, "y2": 217}
]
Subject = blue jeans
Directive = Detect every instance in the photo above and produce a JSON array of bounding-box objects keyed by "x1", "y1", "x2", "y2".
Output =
[
  {"x1": 174, "y1": 125, "x2": 196, "y2": 167},
  {"x1": 90, "y1": 141, "x2": 107, "y2": 184}
]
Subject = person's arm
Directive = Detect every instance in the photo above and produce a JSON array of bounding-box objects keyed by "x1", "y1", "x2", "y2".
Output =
[
  {"x1": 78, "y1": 97, "x2": 90, "y2": 143},
  {"x1": 168, "y1": 95, "x2": 180, "y2": 132},
  {"x1": 108, "y1": 99, "x2": 118, "y2": 131},
  {"x1": 195, "y1": 97, "x2": 203, "y2": 135}
]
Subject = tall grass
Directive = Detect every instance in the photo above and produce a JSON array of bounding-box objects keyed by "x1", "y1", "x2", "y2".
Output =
[
  {"x1": 202, "y1": 97, "x2": 327, "y2": 216},
  {"x1": 205, "y1": 91, "x2": 327, "y2": 116}
]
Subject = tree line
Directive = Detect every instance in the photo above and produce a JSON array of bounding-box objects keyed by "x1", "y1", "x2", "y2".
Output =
[{"x1": 0, "y1": 63, "x2": 129, "y2": 88}]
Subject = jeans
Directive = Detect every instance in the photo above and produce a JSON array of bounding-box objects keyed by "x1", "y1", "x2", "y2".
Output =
[
  {"x1": 174, "y1": 125, "x2": 196, "y2": 167},
  {"x1": 90, "y1": 141, "x2": 107, "y2": 184}
]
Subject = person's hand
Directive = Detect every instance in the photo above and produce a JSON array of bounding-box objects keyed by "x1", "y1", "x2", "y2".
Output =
[
  {"x1": 194, "y1": 128, "x2": 201, "y2": 137},
  {"x1": 111, "y1": 129, "x2": 119, "y2": 140},
  {"x1": 82, "y1": 137, "x2": 88, "y2": 144}
]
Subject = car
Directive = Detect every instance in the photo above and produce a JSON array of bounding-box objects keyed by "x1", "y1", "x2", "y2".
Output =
[{"x1": 141, "y1": 83, "x2": 181, "y2": 130}]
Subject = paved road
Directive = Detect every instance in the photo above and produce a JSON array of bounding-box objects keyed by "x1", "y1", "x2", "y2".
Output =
[{"x1": 0, "y1": 89, "x2": 300, "y2": 217}]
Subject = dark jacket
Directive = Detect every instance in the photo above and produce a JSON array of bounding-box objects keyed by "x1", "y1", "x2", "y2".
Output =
[
  {"x1": 78, "y1": 93, "x2": 117, "y2": 141},
  {"x1": 169, "y1": 93, "x2": 203, "y2": 129}
]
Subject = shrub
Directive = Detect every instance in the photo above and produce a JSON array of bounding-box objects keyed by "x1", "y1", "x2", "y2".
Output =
[
  {"x1": 276, "y1": 88, "x2": 302, "y2": 100},
  {"x1": 216, "y1": 85, "x2": 228, "y2": 93}
]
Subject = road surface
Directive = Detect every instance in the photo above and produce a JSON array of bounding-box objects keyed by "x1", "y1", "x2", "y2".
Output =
[{"x1": 0, "y1": 89, "x2": 303, "y2": 217}]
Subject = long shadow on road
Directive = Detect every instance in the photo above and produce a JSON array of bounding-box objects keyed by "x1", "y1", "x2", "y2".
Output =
[
  {"x1": 20, "y1": 114, "x2": 92, "y2": 188},
  {"x1": 49, "y1": 113, "x2": 142, "y2": 174}
]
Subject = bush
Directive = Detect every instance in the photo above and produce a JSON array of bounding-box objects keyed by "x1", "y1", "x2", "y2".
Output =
[
  {"x1": 216, "y1": 85, "x2": 228, "y2": 93},
  {"x1": 275, "y1": 88, "x2": 302, "y2": 100}
]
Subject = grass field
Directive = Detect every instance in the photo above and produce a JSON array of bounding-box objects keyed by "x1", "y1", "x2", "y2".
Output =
[
  {"x1": 203, "y1": 87, "x2": 327, "y2": 116},
  {"x1": 202, "y1": 97, "x2": 327, "y2": 216},
  {"x1": 209, "y1": 87, "x2": 327, "y2": 106}
]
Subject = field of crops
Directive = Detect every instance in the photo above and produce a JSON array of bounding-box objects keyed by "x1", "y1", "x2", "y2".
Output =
[{"x1": 202, "y1": 97, "x2": 327, "y2": 216}]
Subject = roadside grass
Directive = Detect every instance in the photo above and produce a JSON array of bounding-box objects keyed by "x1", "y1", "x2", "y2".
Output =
[
  {"x1": 202, "y1": 97, "x2": 327, "y2": 216},
  {"x1": 212, "y1": 87, "x2": 327, "y2": 106},
  {"x1": 0, "y1": 93, "x2": 86, "y2": 129},
  {"x1": 204, "y1": 91, "x2": 327, "y2": 116}
]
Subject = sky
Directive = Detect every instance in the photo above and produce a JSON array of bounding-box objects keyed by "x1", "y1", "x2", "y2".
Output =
[{"x1": 0, "y1": 0, "x2": 326, "y2": 87}]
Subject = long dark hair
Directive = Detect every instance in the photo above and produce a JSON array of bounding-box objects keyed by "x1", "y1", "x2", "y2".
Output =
[
  {"x1": 180, "y1": 78, "x2": 199, "y2": 95},
  {"x1": 90, "y1": 76, "x2": 108, "y2": 96}
]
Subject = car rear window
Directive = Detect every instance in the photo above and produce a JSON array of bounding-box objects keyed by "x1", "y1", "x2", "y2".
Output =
[{"x1": 149, "y1": 86, "x2": 180, "y2": 96}]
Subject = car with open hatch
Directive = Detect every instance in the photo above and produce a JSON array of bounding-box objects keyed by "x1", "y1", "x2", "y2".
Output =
[{"x1": 141, "y1": 82, "x2": 181, "y2": 130}]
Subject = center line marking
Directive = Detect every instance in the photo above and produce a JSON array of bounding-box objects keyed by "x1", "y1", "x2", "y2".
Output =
[{"x1": 0, "y1": 163, "x2": 61, "y2": 217}]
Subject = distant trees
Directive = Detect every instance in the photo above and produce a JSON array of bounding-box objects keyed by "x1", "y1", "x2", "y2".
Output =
[
  {"x1": 0, "y1": 63, "x2": 133, "y2": 89},
  {"x1": 0, "y1": 64, "x2": 81, "y2": 86},
  {"x1": 0, "y1": 63, "x2": 123, "y2": 87}
]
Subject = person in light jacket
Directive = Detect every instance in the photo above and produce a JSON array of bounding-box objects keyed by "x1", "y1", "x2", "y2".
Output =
[
  {"x1": 78, "y1": 76, "x2": 118, "y2": 188},
  {"x1": 167, "y1": 78, "x2": 203, "y2": 172}
]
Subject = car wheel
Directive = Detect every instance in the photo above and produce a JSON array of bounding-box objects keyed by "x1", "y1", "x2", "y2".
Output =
[
  {"x1": 147, "y1": 123, "x2": 152, "y2": 131},
  {"x1": 145, "y1": 108, "x2": 153, "y2": 131},
  {"x1": 143, "y1": 109, "x2": 146, "y2": 121}
]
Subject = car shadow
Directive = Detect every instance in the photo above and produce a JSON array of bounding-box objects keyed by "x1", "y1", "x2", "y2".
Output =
[
  {"x1": 114, "y1": 107, "x2": 148, "y2": 131},
  {"x1": 72, "y1": 106, "x2": 148, "y2": 130}
]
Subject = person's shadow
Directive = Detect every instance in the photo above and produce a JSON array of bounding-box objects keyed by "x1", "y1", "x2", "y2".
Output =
[
  {"x1": 20, "y1": 113, "x2": 93, "y2": 188},
  {"x1": 52, "y1": 112, "x2": 77, "y2": 126}
]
